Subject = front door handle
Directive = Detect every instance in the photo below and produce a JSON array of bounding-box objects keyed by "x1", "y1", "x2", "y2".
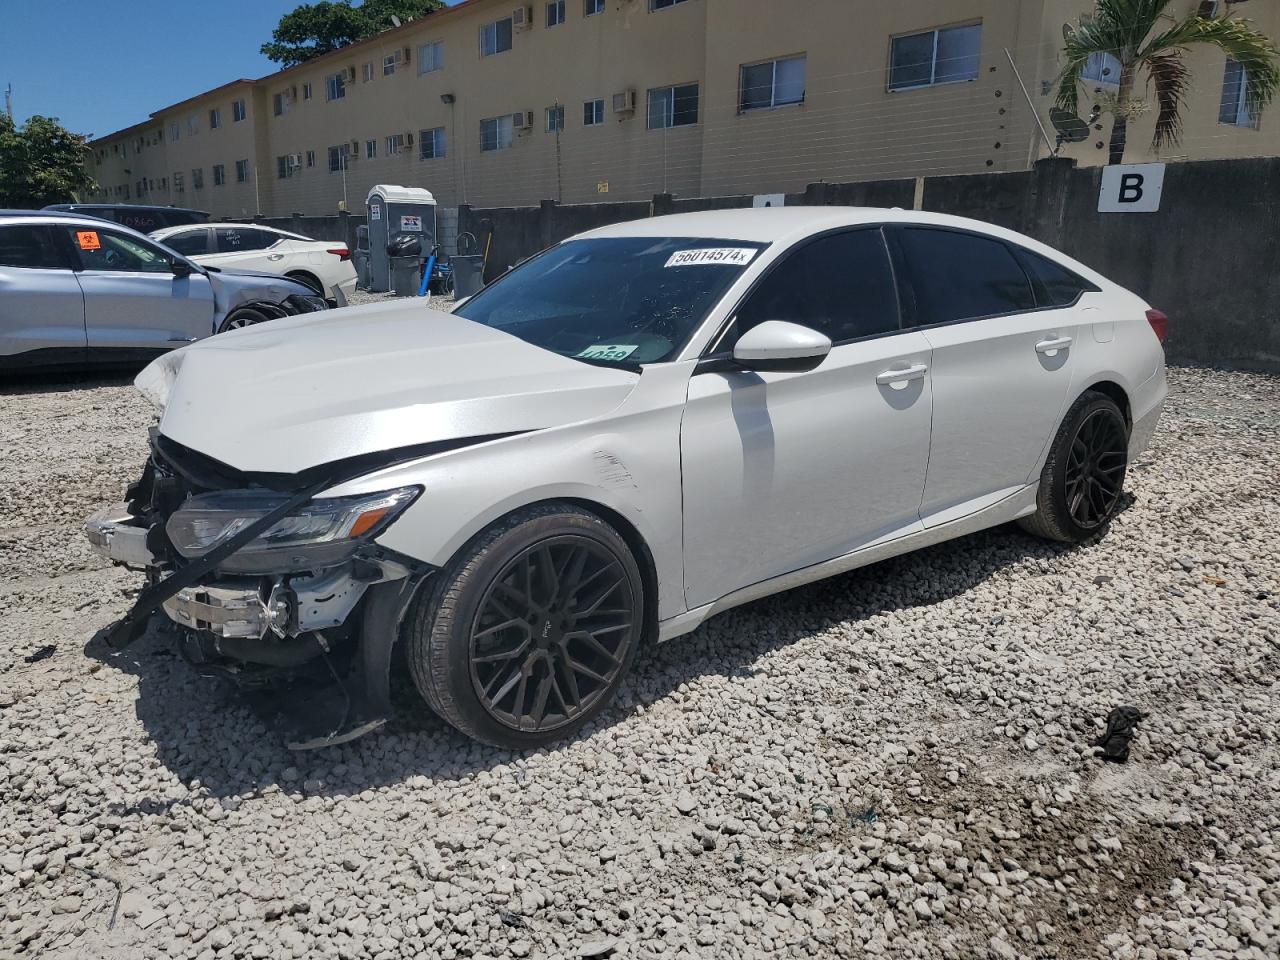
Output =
[
  {"x1": 876, "y1": 363, "x2": 928, "y2": 387},
  {"x1": 1035, "y1": 335, "x2": 1073, "y2": 355},
  {"x1": 267, "y1": 253, "x2": 285, "y2": 261}
]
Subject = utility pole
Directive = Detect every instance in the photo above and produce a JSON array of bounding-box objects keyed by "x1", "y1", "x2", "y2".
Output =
[{"x1": 4, "y1": 84, "x2": 13, "y2": 120}]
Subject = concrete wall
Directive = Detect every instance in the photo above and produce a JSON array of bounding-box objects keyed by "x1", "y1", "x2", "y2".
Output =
[{"x1": 443, "y1": 156, "x2": 1280, "y2": 371}]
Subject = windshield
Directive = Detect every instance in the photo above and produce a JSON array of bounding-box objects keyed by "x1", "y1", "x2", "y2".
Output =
[{"x1": 453, "y1": 236, "x2": 766, "y2": 366}]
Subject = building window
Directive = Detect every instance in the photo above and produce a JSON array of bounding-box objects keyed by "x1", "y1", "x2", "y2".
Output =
[
  {"x1": 889, "y1": 23, "x2": 982, "y2": 91},
  {"x1": 481, "y1": 17, "x2": 514, "y2": 57},
  {"x1": 419, "y1": 126, "x2": 446, "y2": 159},
  {"x1": 326, "y1": 73, "x2": 346, "y2": 101},
  {"x1": 328, "y1": 144, "x2": 351, "y2": 172},
  {"x1": 276, "y1": 156, "x2": 290, "y2": 179},
  {"x1": 383, "y1": 54, "x2": 397, "y2": 76},
  {"x1": 739, "y1": 54, "x2": 806, "y2": 111},
  {"x1": 362, "y1": 62, "x2": 374, "y2": 82},
  {"x1": 303, "y1": 82, "x2": 312, "y2": 100},
  {"x1": 213, "y1": 164, "x2": 226, "y2": 186},
  {"x1": 366, "y1": 138, "x2": 377, "y2": 159},
  {"x1": 647, "y1": 83, "x2": 699, "y2": 129},
  {"x1": 650, "y1": 0, "x2": 690, "y2": 9},
  {"x1": 187, "y1": 115, "x2": 199, "y2": 135},
  {"x1": 584, "y1": 98, "x2": 605, "y2": 125},
  {"x1": 232, "y1": 98, "x2": 247, "y2": 121},
  {"x1": 585, "y1": 0, "x2": 604, "y2": 14},
  {"x1": 547, "y1": 0, "x2": 565, "y2": 27},
  {"x1": 168, "y1": 121, "x2": 180, "y2": 142},
  {"x1": 273, "y1": 92, "x2": 286, "y2": 116},
  {"x1": 235, "y1": 159, "x2": 250, "y2": 182},
  {"x1": 386, "y1": 133, "x2": 405, "y2": 155},
  {"x1": 480, "y1": 115, "x2": 514, "y2": 151},
  {"x1": 1220, "y1": 58, "x2": 1262, "y2": 128},
  {"x1": 306, "y1": 149, "x2": 316, "y2": 167},
  {"x1": 546, "y1": 104, "x2": 565, "y2": 132},
  {"x1": 418, "y1": 40, "x2": 444, "y2": 74},
  {"x1": 192, "y1": 168, "x2": 204, "y2": 190},
  {"x1": 173, "y1": 172, "x2": 184, "y2": 193},
  {"x1": 209, "y1": 107, "x2": 221, "y2": 129},
  {"x1": 1081, "y1": 51, "x2": 1121, "y2": 89}
]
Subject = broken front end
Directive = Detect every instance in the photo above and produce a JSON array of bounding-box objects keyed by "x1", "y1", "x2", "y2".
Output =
[{"x1": 86, "y1": 432, "x2": 428, "y2": 748}]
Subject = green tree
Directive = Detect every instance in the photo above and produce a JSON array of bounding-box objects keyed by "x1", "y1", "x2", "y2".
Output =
[
  {"x1": 261, "y1": 0, "x2": 446, "y2": 66},
  {"x1": 0, "y1": 114, "x2": 96, "y2": 208},
  {"x1": 1057, "y1": 0, "x2": 1280, "y2": 164}
]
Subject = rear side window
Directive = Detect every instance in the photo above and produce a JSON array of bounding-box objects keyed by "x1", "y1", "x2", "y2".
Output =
[
  {"x1": 0, "y1": 225, "x2": 66, "y2": 269},
  {"x1": 215, "y1": 228, "x2": 278, "y2": 253},
  {"x1": 1015, "y1": 248, "x2": 1097, "y2": 308},
  {"x1": 730, "y1": 229, "x2": 900, "y2": 347},
  {"x1": 898, "y1": 227, "x2": 1035, "y2": 325}
]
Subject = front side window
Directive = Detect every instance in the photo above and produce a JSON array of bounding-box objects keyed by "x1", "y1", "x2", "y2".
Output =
[
  {"x1": 647, "y1": 83, "x2": 699, "y2": 129},
  {"x1": 454, "y1": 237, "x2": 765, "y2": 366},
  {"x1": 547, "y1": 0, "x2": 565, "y2": 26},
  {"x1": 546, "y1": 105, "x2": 565, "y2": 132},
  {"x1": 727, "y1": 229, "x2": 899, "y2": 349},
  {"x1": 481, "y1": 18, "x2": 514, "y2": 57},
  {"x1": 481, "y1": 115, "x2": 514, "y2": 151},
  {"x1": 898, "y1": 228, "x2": 1035, "y2": 325},
  {"x1": 418, "y1": 40, "x2": 444, "y2": 73},
  {"x1": 1220, "y1": 58, "x2": 1262, "y2": 127},
  {"x1": 326, "y1": 73, "x2": 346, "y2": 101},
  {"x1": 162, "y1": 229, "x2": 210, "y2": 257},
  {"x1": 67, "y1": 228, "x2": 174, "y2": 274},
  {"x1": 740, "y1": 54, "x2": 806, "y2": 111},
  {"x1": 232, "y1": 98, "x2": 247, "y2": 121},
  {"x1": 584, "y1": 98, "x2": 605, "y2": 125},
  {"x1": 235, "y1": 159, "x2": 250, "y2": 182},
  {"x1": 0, "y1": 225, "x2": 66, "y2": 269},
  {"x1": 420, "y1": 127, "x2": 446, "y2": 159},
  {"x1": 889, "y1": 23, "x2": 982, "y2": 91}
]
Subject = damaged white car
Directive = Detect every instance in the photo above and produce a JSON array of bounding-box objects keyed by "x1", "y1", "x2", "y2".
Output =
[{"x1": 86, "y1": 209, "x2": 1167, "y2": 749}]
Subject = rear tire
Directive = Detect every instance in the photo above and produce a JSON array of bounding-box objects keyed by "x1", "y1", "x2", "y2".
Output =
[
  {"x1": 1019, "y1": 390, "x2": 1129, "y2": 543},
  {"x1": 285, "y1": 271, "x2": 324, "y2": 295},
  {"x1": 406, "y1": 503, "x2": 644, "y2": 749}
]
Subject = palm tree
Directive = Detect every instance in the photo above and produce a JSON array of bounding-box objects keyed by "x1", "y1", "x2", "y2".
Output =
[{"x1": 1056, "y1": 0, "x2": 1280, "y2": 164}]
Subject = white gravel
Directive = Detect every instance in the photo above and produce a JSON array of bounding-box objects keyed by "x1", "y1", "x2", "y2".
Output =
[{"x1": 1, "y1": 365, "x2": 1277, "y2": 960}]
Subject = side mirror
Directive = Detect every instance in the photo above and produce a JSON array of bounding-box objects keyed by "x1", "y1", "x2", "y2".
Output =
[
  {"x1": 732, "y1": 320, "x2": 832, "y2": 373},
  {"x1": 170, "y1": 259, "x2": 194, "y2": 278}
]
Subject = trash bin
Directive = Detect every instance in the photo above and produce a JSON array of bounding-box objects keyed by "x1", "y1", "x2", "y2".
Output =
[
  {"x1": 451, "y1": 255, "x2": 485, "y2": 300},
  {"x1": 387, "y1": 235, "x2": 422, "y2": 297},
  {"x1": 353, "y1": 226, "x2": 371, "y2": 291}
]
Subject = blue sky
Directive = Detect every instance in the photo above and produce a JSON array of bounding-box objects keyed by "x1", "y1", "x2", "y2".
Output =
[{"x1": 1, "y1": 1, "x2": 461, "y2": 139}]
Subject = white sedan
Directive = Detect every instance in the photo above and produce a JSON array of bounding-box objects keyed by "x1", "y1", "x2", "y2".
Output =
[
  {"x1": 151, "y1": 223, "x2": 357, "y2": 303},
  {"x1": 89, "y1": 208, "x2": 1166, "y2": 750}
]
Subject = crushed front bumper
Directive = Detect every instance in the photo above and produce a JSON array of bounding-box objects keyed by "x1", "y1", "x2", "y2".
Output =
[{"x1": 85, "y1": 504, "x2": 155, "y2": 568}]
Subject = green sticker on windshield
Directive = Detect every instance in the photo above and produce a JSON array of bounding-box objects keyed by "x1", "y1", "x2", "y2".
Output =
[{"x1": 577, "y1": 344, "x2": 638, "y2": 362}]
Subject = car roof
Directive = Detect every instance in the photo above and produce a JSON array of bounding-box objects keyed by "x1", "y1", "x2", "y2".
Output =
[
  {"x1": 44, "y1": 203, "x2": 210, "y2": 216},
  {"x1": 152, "y1": 222, "x2": 310, "y2": 241},
  {"x1": 0, "y1": 210, "x2": 160, "y2": 235}
]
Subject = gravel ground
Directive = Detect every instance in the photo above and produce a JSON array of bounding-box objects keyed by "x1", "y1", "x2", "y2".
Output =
[{"x1": 1, "y1": 365, "x2": 1277, "y2": 960}]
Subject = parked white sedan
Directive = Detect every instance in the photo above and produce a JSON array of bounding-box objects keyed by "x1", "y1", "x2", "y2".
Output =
[
  {"x1": 89, "y1": 208, "x2": 1166, "y2": 750},
  {"x1": 151, "y1": 223, "x2": 357, "y2": 302}
]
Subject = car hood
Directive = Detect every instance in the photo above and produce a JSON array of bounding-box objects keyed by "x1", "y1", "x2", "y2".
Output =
[{"x1": 138, "y1": 300, "x2": 640, "y2": 475}]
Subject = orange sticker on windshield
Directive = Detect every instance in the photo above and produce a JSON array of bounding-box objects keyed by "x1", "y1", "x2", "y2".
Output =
[{"x1": 76, "y1": 231, "x2": 101, "y2": 251}]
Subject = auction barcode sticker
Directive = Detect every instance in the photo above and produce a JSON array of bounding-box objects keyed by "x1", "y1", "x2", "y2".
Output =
[{"x1": 664, "y1": 247, "x2": 757, "y2": 268}]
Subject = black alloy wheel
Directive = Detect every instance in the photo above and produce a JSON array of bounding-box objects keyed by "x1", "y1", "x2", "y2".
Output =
[
  {"x1": 1065, "y1": 407, "x2": 1128, "y2": 529},
  {"x1": 469, "y1": 536, "x2": 636, "y2": 733}
]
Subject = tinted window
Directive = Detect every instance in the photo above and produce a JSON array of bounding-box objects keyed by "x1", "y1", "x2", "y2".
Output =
[
  {"x1": 730, "y1": 229, "x2": 899, "y2": 347},
  {"x1": 1015, "y1": 248, "x2": 1096, "y2": 308},
  {"x1": 162, "y1": 229, "x2": 210, "y2": 256},
  {"x1": 898, "y1": 228, "x2": 1034, "y2": 325},
  {"x1": 0, "y1": 225, "x2": 66, "y2": 269},
  {"x1": 215, "y1": 228, "x2": 278, "y2": 253},
  {"x1": 65, "y1": 228, "x2": 174, "y2": 274}
]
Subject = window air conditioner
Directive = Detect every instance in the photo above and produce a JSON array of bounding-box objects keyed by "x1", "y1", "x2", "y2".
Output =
[{"x1": 613, "y1": 89, "x2": 636, "y2": 114}]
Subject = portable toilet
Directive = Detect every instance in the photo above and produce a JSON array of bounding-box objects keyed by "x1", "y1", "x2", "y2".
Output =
[{"x1": 366, "y1": 185, "x2": 437, "y2": 292}]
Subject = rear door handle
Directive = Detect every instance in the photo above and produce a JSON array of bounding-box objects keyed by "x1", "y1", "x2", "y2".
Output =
[
  {"x1": 1036, "y1": 335, "x2": 1073, "y2": 355},
  {"x1": 876, "y1": 363, "x2": 928, "y2": 387}
]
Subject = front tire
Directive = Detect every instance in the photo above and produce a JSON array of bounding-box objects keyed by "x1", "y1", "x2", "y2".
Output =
[
  {"x1": 406, "y1": 504, "x2": 644, "y2": 749},
  {"x1": 217, "y1": 307, "x2": 270, "y2": 334},
  {"x1": 1019, "y1": 390, "x2": 1129, "y2": 543}
]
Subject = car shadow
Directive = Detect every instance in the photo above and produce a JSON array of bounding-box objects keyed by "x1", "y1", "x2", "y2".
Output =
[
  {"x1": 0, "y1": 368, "x2": 139, "y2": 395},
  {"x1": 83, "y1": 517, "x2": 1102, "y2": 805}
]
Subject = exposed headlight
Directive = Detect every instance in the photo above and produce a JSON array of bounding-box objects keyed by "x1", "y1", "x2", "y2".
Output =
[
  {"x1": 285, "y1": 293, "x2": 330, "y2": 314},
  {"x1": 166, "y1": 487, "x2": 419, "y2": 574}
]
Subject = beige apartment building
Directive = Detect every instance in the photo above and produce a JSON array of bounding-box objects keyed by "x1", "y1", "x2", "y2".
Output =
[{"x1": 83, "y1": 0, "x2": 1279, "y2": 218}]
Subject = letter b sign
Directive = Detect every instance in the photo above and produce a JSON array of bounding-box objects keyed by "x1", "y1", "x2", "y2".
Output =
[{"x1": 1099, "y1": 163, "x2": 1165, "y2": 213}]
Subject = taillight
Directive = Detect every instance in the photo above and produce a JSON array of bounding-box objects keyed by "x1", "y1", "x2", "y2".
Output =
[
  {"x1": 327, "y1": 247, "x2": 351, "y2": 262},
  {"x1": 1145, "y1": 309, "x2": 1168, "y2": 344}
]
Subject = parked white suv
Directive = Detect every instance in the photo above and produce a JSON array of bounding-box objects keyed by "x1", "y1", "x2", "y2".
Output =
[
  {"x1": 87, "y1": 208, "x2": 1167, "y2": 750},
  {"x1": 152, "y1": 223, "x2": 357, "y2": 303}
]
